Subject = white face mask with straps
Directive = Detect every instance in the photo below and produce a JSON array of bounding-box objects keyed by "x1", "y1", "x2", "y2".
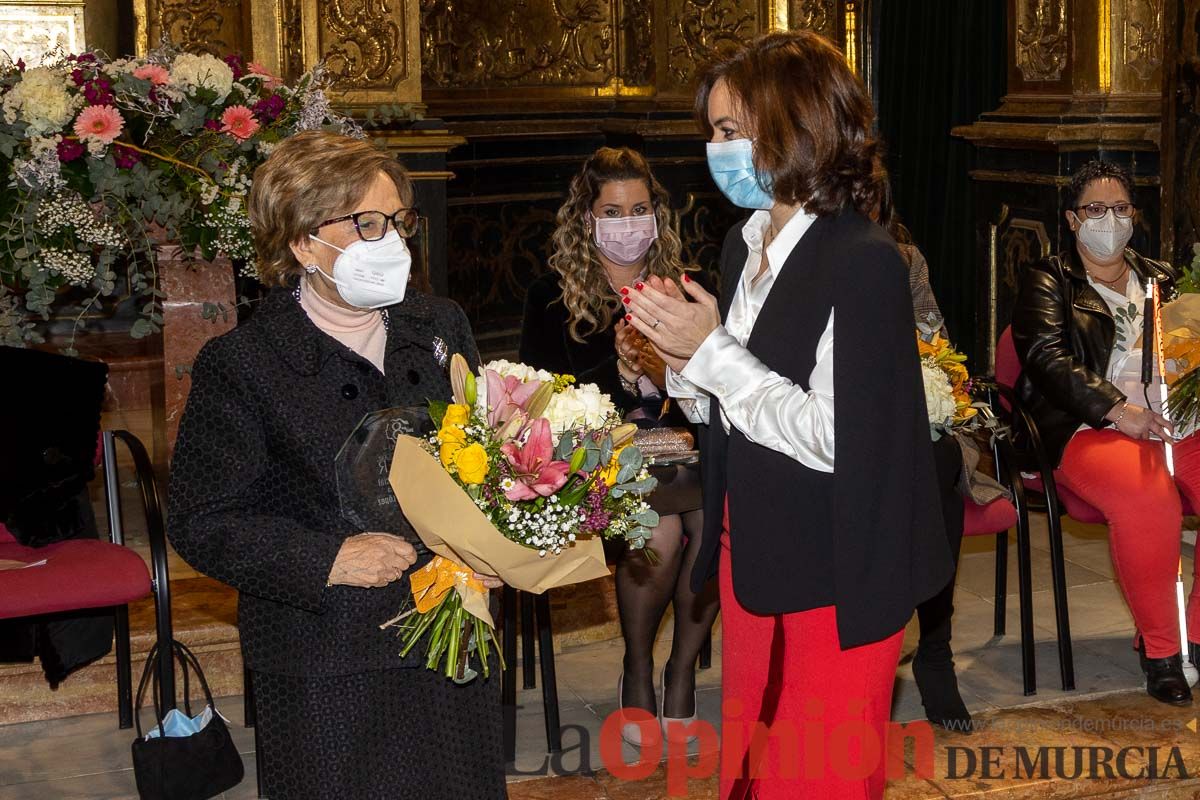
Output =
[
  {"x1": 306, "y1": 230, "x2": 412, "y2": 309},
  {"x1": 1072, "y1": 209, "x2": 1133, "y2": 261}
]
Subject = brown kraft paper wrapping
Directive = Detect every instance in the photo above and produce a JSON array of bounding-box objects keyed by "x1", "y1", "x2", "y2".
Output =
[{"x1": 389, "y1": 435, "x2": 611, "y2": 596}]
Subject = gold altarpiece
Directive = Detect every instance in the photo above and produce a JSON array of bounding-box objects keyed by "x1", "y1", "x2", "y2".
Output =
[{"x1": 954, "y1": 0, "x2": 1168, "y2": 371}]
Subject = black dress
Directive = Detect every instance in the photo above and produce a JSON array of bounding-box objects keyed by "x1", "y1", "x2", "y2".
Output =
[{"x1": 168, "y1": 287, "x2": 506, "y2": 800}]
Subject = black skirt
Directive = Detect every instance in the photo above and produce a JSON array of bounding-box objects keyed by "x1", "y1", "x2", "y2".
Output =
[{"x1": 253, "y1": 666, "x2": 506, "y2": 799}]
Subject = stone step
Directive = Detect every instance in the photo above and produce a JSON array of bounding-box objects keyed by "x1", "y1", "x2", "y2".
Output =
[
  {"x1": 0, "y1": 576, "x2": 243, "y2": 726},
  {"x1": 0, "y1": 566, "x2": 630, "y2": 727}
]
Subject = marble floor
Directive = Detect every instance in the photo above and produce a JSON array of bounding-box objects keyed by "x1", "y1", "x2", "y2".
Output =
[{"x1": 2, "y1": 513, "x2": 1200, "y2": 798}]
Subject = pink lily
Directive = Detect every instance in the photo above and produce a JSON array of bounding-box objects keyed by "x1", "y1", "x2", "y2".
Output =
[
  {"x1": 485, "y1": 369, "x2": 543, "y2": 429},
  {"x1": 501, "y1": 418, "x2": 570, "y2": 501}
]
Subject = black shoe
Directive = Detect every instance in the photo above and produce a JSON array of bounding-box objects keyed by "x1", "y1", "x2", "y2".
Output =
[
  {"x1": 1189, "y1": 641, "x2": 1200, "y2": 670},
  {"x1": 912, "y1": 652, "x2": 973, "y2": 733},
  {"x1": 1138, "y1": 642, "x2": 1193, "y2": 706}
]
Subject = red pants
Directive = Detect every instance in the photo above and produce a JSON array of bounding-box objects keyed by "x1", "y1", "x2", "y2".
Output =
[
  {"x1": 1056, "y1": 430, "x2": 1200, "y2": 658},
  {"x1": 718, "y1": 531, "x2": 904, "y2": 800}
]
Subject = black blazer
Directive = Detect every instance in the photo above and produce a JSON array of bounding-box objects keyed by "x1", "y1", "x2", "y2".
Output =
[
  {"x1": 691, "y1": 210, "x2": 954, "y2": 649},
  {"x1": 1012, "y1": 247, "x2": 1177, "y2": 467},
  {"x1": 168, "y1": 287, "x2": 480, "y2": 677}
]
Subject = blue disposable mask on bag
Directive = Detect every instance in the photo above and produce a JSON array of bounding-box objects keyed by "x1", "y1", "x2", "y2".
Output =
[
  {"x1": 145, "y1": 705, "x2": 218, "y2": 739},
  {"x1": 706, "y1": 139, "x2": 774, "y2": 210}
]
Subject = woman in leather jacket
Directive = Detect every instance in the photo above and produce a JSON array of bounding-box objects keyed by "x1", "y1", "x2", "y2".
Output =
[{"x1": 1012, "y1": 159, "x2": 1200, "y2": 706}]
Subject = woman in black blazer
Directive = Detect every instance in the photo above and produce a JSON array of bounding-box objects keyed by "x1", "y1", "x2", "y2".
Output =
[
  {"x1": 624, "y1": 32, "x2": 952, "y2": 799},
  {"x1": 519, "y1": 147, "x2": 720, "y2": 746}
]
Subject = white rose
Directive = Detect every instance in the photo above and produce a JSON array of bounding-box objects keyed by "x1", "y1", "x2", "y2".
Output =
[
  {"x1": 2, "y1": 67, "x2": 78, "y2": 135},
  {"x1": 921, "y1": 360, "x2": 957, "y2": 427},
  {"x1": 169, "y1": 53, "x2": 234, "y2": 102}
]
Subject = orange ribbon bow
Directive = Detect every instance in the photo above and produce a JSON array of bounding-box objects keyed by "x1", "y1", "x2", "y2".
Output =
[{"x1": 409, "y1": 556, "x2": 485, "y2": 613}]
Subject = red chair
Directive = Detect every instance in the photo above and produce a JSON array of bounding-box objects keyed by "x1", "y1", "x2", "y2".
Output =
[{"x1": 0, "y1": 431, "x2": 174, "y2": 728}]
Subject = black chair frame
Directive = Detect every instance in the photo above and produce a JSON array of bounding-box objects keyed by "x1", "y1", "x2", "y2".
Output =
[{"x1": 100, "y1": 430, "x2": 176, "y2": 728}]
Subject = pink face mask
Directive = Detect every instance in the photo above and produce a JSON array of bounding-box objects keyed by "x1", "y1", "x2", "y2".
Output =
[{"x1": 591, "y1": 212, "x2": 658, "y2": 266}]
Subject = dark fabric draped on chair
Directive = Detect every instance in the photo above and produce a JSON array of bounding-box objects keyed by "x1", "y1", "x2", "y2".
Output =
[{"x1": 875, "y1": 0, "x2": 1007, "y2": 365}]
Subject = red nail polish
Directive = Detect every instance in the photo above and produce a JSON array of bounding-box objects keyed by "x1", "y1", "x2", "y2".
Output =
[
  {"x1": 622, "y1": 297, "x2": 631, "y2": 305},
  {"x1": 682, "y1": 273, "x2": 691, "y2": 283},
  {"x1": 635, "y1": 282, "x2": 644, "y2": 291},
  {"x1": 625, "y1": 314, "x2": 633, "y2": 321},
  {"x1": 620, "y1": 287, "x2": 629, "y2": 295}
]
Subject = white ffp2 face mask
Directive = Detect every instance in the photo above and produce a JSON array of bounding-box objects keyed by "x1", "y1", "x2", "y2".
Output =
[
  {"x1": 307, "y1": 230, "x2": 412, "y2": 309},
  {"x1": 1073, "y1": 209, "x2": 1133, "y2": 261}
]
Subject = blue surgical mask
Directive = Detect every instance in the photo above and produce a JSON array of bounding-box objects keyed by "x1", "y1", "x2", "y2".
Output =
[{"x1": 706, "y1": 139, "x2": 773, "y2": 210}]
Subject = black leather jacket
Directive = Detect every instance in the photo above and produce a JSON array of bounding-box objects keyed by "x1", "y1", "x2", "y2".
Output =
[{"x1": 1011, "y1": 247, "x2": 1177, "y2": 468}]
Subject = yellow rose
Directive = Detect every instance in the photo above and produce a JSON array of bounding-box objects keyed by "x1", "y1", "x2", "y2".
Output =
[
  {"x1": 454, "y1": 443, "x2": 490, "y2": 484},
  {"x1": 439, "y1": 425, "x2": 466, "y2": 445},
  {"x1": 443, "y1": 404, "x2": 470, "y2": 427},
  {"x1": 439, "y1": 440, "x2": 464, "y2": 469}
]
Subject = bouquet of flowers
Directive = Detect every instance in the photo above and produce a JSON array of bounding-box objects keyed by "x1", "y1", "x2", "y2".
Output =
[
  {"x1": 0, "y1": 43, "x2": 416, "y2": 347},
  {"x1": 1163, "y1": 249, "x2": 1200, "y2": 433},
  {"x1": 384, "y1": 355, "x2": 660, "y2": 682},
  {"x1": 917, "y1": 316, "x2": 977, "y2": 439}
]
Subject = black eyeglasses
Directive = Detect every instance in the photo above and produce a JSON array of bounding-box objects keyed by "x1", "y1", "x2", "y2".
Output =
[
  {"x1": 1074, "y1": 202, "x2": 1136, "y2": 220},
  {"x1": 312, "y1": 208, "x2": 422, "y2": 241}
]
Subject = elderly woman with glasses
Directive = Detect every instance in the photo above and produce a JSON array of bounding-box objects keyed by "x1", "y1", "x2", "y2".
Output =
[
  {"x1": 168, "y1": 131, "x2": 506, "y2": 798},
  {"x1": 1012, "y1": 159, "x2": 1200, "y2": 707}
]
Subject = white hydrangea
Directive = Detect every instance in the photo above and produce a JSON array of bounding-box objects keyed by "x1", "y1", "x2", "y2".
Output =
[
  {"x1": 169, "y1": 53, "x2": 234, "y2": 102},
  {"x1": 921, "y1": 359, "x2": 957, "y2": 427},
  {"x1": 543, "y1": 383, "x2": 615, "y2": 435},
  {"x1": 480, "y1": 359, "x2": 556, "y2": 384},
  {"x1": 2, "y1": 66, "x2": 79, "y2": 135}
]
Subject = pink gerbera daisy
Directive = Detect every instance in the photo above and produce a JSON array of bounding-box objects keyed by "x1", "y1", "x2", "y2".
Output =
[
  {"x1": 246, "y1": 62, "x2": 281, "y2": 89},
  {"x1": 132, "y1": 64, "x2": 170, "y2": 86},
  {"x1": 220, "y1": 105, "x2": 260, "y2": 141},
  {"x1": 73, "y1": 105, "x2": 124, "y2": 143}
]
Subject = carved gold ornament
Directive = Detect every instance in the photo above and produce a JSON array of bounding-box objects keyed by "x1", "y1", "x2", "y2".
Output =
[{"x1": 1016, "y1": 0, "x2": 1068, "y2": 82}]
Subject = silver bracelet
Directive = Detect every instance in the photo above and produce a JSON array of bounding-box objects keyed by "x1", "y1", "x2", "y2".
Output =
[
  {"x1": 619, "y1": 372, "x2": 641, "y2": 398},
  {"x1": 1112, "y1": 402, "x2": 1128, "y2": 427}
]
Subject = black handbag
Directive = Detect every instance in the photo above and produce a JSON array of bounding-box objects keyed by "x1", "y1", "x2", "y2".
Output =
[{"x1": 130, "y1": 640, "x2": 244, "y2": 800}]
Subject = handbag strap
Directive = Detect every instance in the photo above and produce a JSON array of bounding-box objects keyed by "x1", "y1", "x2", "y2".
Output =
[
  {"x1": 133, "y1": 642, "x2": 161, "y2": 739},
  {"x1": 132, "y1": 640, "x2": 217, "y2": 739}
]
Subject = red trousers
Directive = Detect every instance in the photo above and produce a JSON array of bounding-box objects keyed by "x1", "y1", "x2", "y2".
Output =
[
  {"x1": 1056, "y1": 430, "x2": 1200, "y2": 658},
  {"x1": 718, "y1": 530, "x2": 904, "y2": 800}
]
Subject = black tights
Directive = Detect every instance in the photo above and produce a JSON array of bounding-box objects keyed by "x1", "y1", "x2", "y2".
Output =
[{"x1": 616, "y1": 509, "x2": 720, "y2": 718}]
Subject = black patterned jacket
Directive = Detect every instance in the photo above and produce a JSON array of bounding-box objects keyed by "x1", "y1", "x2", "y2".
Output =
[{"x1": 168, "y1": 286, "x2": 480, "y2": 677}]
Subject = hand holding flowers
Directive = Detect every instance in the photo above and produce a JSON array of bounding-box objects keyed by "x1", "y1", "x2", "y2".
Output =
[{"x1": 385, "y1": 355, "x2": 659, "y2": 682}]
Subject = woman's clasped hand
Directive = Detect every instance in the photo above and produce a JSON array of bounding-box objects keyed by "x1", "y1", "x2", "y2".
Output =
[
  {"x1": 327, "y1": 532, "x2": 418, "y2": 588},
  {"x1": 620, "y1": 274, "x2": 722, "y2": 369}
]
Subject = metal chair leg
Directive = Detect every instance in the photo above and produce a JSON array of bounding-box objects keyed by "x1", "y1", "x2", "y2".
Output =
[
  {"x1": 243, "y1": 667, "x2": 256, "y2": 728},
  {"x1": 993, "y1": 532, "x2": 1008, "y2": 636},
  {"x1": 520, "y1": 591, "x2": 536, "y2": 690},
  {"x1": 115, "y1": 605, "x2": 133, "y2": 729},
  {"x1": 698, "y1": 629, "x2": 713, "y2": 670},
  {"x1": 1014, "y1": 499, "x2": 1036, "y2": 696},
  {"x1": 1043, "y1": 487, "x2": 1076, "y2": 691},
  {"x1": 501, "y1": 585, "x2": 518, "y2": 764},
  {"x1": 534, "y1": 592, "x2": 561, "y2": 754}
]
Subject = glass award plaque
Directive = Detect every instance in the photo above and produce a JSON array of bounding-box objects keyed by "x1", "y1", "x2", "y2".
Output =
[{"x1": 335, "y1": 406, "x2": 435, "y2": 553}]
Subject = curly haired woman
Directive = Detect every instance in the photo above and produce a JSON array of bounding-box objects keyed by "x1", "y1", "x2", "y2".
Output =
[{"x1": 519, "y1": 146, "x2": 720, "y2": 745}]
